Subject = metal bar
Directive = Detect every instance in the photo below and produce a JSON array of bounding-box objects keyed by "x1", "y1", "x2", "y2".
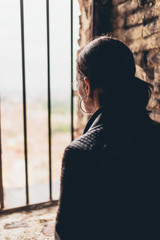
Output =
[
  {"x1": 0, "y1": 200, "x2": 58, "y2": 215},
  {"x1": 92, "y1": 0, "x2": 95, "y2": 38},
  {"x1": 20, "y1": 0, "x2": 29, "y2": 205},
  {"x1": 71, "y1": 0, "x2": 74, "y2": 141},
  {"x1": 0, "y1": 97, "x2": 4, "y2": 209},
  {"x1": 46, "y1": 0, "x2": 52, "y2": 200}
]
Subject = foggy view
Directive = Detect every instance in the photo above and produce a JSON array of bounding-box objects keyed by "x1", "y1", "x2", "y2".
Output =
[{"x1": 0, "y1": 0, "x2": 80, "y2": 208}]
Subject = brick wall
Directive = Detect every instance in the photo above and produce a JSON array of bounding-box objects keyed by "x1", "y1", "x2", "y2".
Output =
[
  {"x1": 111, "y1": 0, "x2": 160, "y2": 111},
  {"x1": 74, "y1": 0, "x2": 93, "y2": 139},
  {"x1": 75, "y1": 0, "x2": 160, "y2": 138},
  {"x1": 75, "y1": 0, "x2": 113, "y2": 138}
]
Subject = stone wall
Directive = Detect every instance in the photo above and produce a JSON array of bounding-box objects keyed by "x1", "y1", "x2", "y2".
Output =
[
  {"x1": 75, "y1": 0, "x2": 113, "y2": 138},
  {"x1": 74, "y1": 0, "x2": 94, "y2": 139},
  {"x1": 75, "y1": 0, "x2": 160, "y2": 138},
  {"x1": 111, "y1": 0, "x2": 160, "y2": 111}
]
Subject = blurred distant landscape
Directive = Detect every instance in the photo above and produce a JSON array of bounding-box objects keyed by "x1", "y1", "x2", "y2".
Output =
[
  {"x1": 1, "y1": 92, "x2": 73, "y2": 207},
  {"x1": 0, "y1": 0, "x2": 80, "y2": 208}
]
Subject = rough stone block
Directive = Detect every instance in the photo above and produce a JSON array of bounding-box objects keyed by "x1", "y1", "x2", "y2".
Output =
[
  {"x1": 126, "y1": 1, "x2": 160, "y2": 27},
  {"x1": 139, "y1": 0, "x2": 156, "y2": 8},
  {"x1": 126, "y1": 10, "x2": 143, "y2": 27},
  {"x1": 143, "y1": 3, "x2": 160, "y2": 21},
  {"x1": 127, "y1": 32, "x2": 160, "y2": 52},
  {"x1": 112, "y1": 0, "x2": 127, "y2": 5},
  {"x1": 147, "y1": 49, "x2": 160, "y2": 67},
  {"x1": 134, "y1": 52, "x2": 145, "y2": 67},
  {"x1": 142, "y1": 19, "x2": 160, "y2": 38},
  {"x1": 154, "y1": 66, "x2": 160, "y2": 82},
  {"x1": 124, "y1": 25, "x2": 143, "y2": 41},
  {"x1": 117, "y1": 0, "x2": 139, "y2": 15},
  {"x1": 113, "y1": 28, "x2": 126, "y2": 41},
  {"x1": 154, "y1": 82, "x2": 160, "y2": 93},
  {"x1": 148, "y1": 97, "x2": 159, "y2": 110},
  {"x1": 113, "y1": 25, "x2": 143, "y2": 42}
]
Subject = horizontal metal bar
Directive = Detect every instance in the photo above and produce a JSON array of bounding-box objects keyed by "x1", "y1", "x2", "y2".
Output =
[{"x1": 0, "y1": 200, "x2": 58, "y2": 215}]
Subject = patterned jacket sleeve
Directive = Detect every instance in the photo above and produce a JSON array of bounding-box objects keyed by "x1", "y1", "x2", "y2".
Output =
[{"x1": 54, "y1": 146, "x2": 83, "y2": 240}]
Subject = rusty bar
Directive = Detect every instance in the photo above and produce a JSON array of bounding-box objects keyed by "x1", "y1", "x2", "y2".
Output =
[
  {"x1": 46, "y1": 0, "x2": 52, "y2": 200},
  {"x1": 0, "y1": 97, "x2": 4, "y2": 209},
  {"x1": 71, "y1": 0, "x2": 74, "y2": 141},
  {"x1": 92, "y1": 0, "x2": 95, "y2": 38},
  {"x1": 20, "y1": 0, "x2": 29, "y2": 205},
  {"x1": 0, "y1": 200, "x2": 58, "y2": 215}
]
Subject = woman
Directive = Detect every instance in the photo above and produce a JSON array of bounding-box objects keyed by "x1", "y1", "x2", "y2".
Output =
[{"x1": 55, "y1": 36, "x2": 160, "y2": 240}]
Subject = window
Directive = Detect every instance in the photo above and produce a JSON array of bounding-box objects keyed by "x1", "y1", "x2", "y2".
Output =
[{"x1": 0, "y1": 0, "x2": 80, "y2": 211}]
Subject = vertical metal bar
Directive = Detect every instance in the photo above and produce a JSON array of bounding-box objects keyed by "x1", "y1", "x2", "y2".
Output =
[
  {"x1": 71, "y1": 0, "x2": 74, "y2": 141},
  {"x1": 0, "y1": 97, "x2": 4, "y2": 209},
  {"x1": 46, "y1": 0, "x2": 52, "y2": 200},
  {"x1": 92, "y1": 0, "x2": 95, "y2": 38},
  {"x1": 20, "y1": 0, "x2": 29, "y2": 205}
]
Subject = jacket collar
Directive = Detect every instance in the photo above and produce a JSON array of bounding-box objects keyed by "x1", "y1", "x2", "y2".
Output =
[
  {"x1": 82, "y1": 102, "x2": 152, "y2": 135},
  {"x1": 83, "y1": 104, "x2": 108, "y2": 134}
]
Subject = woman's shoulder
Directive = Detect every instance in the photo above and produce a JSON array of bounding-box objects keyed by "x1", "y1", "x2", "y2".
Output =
[
  {"x1": 62, "y1": 125, "x2": 105, "y2": 165},
  {"x1": 67, "y1": 125, "x2": 105, "y2": 153},
  {"x1": 61, "y1": 126, "x2": 105, "y2": 174}
]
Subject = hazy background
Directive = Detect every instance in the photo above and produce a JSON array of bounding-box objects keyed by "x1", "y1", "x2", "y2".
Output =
[
  {"x1": 0, "y1": 0, "x2": 80, "y2": 98},
  {"x1": 0, "y1": 0, "x2": 80, "y2": 208}
]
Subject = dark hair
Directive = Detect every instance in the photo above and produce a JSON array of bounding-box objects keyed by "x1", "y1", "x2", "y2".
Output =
[{"x1": 77, "y1": 35, "x2": 152, "y2": 111}]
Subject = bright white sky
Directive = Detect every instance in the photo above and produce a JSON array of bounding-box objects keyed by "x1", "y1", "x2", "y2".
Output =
[{"x1": 0, "y1": 0, "x2": 80, "y2": 101}]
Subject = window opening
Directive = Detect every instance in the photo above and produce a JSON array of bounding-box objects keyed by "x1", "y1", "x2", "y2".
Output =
[{"x1": 0, "y1": 0, "x2": 81, "y2": 211}]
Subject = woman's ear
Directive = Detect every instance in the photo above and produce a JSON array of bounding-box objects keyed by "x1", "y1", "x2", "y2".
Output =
[{"x1": 83, "y1": 77, "x2": 91, "y2": 97}]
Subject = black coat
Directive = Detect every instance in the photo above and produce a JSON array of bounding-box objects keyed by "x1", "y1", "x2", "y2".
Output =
[{"x1": 55, "y1": 104, "x2": 160, "y2": 240}]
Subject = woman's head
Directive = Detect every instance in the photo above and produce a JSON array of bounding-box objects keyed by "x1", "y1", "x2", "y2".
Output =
[{"x1": 76, "y1": 35, "x2": 152, "y2": 114}]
